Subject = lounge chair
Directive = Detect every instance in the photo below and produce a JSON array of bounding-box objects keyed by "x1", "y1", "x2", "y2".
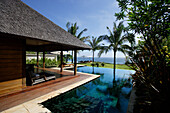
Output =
[
  {"x1": 26, "y1": 64, "x2": 46, "y2": 86},
  {"x1": 59, "y1": 63, "x2": 74, "y2": 67}
]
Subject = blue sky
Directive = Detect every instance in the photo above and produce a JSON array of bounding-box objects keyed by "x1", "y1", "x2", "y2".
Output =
[{"x1": 22, "y1": 0, "x2": 126, "y2": 58}]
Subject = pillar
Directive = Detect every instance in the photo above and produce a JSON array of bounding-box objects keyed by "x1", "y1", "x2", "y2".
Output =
[
  {"x1": 37, "y1": 51, "x2": 39, "y2": 67},
  {"x1": 74, "y1": 50, "x2": 77, "y2": 75},
  {"x1": 37, "y1": 51, "x2": 39, "y2": 72},
  {"x1": 60, "y1": 51, "x2": 63, "y2": 72},
  {"x1": 43, "y1": 51, "x2": 45, "y2": 68}
]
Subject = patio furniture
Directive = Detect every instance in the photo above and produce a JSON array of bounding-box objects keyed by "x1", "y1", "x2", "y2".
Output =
[
  {"x1": 59, "y1": 63, "x2": 74, "y2": 67},
  {"x1": 26, "y1": 64, "x2": 47, "y2": 86}
]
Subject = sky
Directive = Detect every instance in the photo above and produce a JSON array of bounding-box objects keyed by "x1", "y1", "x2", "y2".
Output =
[{"x1": 21, "y1": 0, "x2": 126, "y2": 58}]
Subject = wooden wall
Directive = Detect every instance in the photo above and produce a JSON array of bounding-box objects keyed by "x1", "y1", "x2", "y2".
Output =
[{"x1": 0, "y1": 37, "x2": 26, "y2": 96}]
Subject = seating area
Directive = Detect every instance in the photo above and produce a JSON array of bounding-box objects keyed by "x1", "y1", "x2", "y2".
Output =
[
  {"x1": 0, "y1": 67, "x2": 75, "y2": 98},
  {"x1": 0, "y1": 0, "x2": 92, "y2": 111},
  {"x1": 63, "y1": 63, "x2": 74, "y2": 67},
  {"x1": 59, "y1": 63, "x2": 74, "y2": 67},
  {"x1": 26, "y1": 64, "x2": 58, "y2": 86}
]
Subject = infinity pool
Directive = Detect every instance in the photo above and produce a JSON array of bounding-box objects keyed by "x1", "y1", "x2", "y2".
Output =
[{"x1": 42, "y1": 66, "x2": 135, "y2": 113}]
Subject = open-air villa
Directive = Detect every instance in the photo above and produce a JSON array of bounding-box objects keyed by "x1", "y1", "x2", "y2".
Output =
[
  {"x1": 0, "y1": 0, "x2": 143, "y2": 112},
  {"x1": 0, "y1": 0, "x2": 165, "y2": 113},
  {"x1": 0, "y1": 0, "x2": 101, "y2": 112}
]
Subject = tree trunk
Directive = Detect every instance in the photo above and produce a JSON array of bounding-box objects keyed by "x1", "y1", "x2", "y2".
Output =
[
  {"x1": 113, "y1": 50, "x2": 116, "y2": 81},
  {"x1": 93, "y1": 51, "x2": 94, "y2": 63},
  {"x1": 92, "y1": 50, "x2": 94, "y2": 74}
]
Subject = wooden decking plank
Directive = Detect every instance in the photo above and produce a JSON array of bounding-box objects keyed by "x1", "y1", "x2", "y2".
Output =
[{"x1": 0, "y1": 68, "x2": 99, "y2": 112}]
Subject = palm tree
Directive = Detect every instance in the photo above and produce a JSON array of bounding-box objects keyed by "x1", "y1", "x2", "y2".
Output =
[
  {"x1": 87, "y1": 36, "x2": 103, "y2": 73},
  {"x1": 66, "y1": 22, "x2": 89, "y2": 63},
  {"x1": 99, "y1": 21, "x2": 135, "y2": 81},
  {"x1": 87, "y1": 36, "x2": 103, "y2": 63}
]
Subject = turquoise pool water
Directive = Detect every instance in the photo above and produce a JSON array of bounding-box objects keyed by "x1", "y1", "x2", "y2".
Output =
[{"x1": 42, "y1": 66, "x2": 135, "y2": 113}]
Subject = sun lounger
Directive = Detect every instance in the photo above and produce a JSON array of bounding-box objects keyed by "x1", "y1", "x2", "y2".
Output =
[
  {"x1": 64, "y1": 64, "x2": 74, "y2": 67},
  {"x1": 59, "y1": 63, "x2": 74, "y2": 67},
  {"x1": 26, "y1": 64, "x2": 47, "y2": 86}
]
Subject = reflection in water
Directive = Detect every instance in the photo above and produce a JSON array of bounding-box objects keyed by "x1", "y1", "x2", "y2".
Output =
[{"x1": 42, "y1": 66, "x2": 135, "y2": 113}]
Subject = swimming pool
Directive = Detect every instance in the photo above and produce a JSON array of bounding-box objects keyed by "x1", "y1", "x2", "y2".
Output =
[{"x1": 42, "y1": 66, "x2": 135, "y2": 113}]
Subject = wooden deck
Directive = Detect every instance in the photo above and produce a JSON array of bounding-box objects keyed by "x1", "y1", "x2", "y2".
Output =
[
  {"x1": 0, "y1": 67, "x2": 75, "y2": 97},
  {"x1": 0, "y1": 68, "x2": 100, "y2": 112}
]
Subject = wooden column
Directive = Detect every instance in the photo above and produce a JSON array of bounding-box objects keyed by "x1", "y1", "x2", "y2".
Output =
[
  {"x1": 72, "y1": 50, "x2": 74, "y2": 63},
  {"x1": 74, "y1": 50, "x2": 77, "y2": 75},
  {"x1": 43, "y1": 51, "x2": 45, "y2": 68},
  {"x1": 36, "y1": 51, "x2": 39, "y2": 72},
  {"x1": 37, "y1": 51, "x2": 39, "y2": 67},
  {"x1": 22, "y1": 39, "x2": 26, "y2": 87},
  {"x1": 60, "y1": 51, "x2": 63, "y2": 72}
]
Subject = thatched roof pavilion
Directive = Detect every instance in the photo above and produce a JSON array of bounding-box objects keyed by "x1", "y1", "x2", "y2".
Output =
[
  {"x1": 0, "y1": 0, "x2": 91, "y2": 97},
  {"x1": 0, "y1": 0, "x2": 91, "y2": 51}
]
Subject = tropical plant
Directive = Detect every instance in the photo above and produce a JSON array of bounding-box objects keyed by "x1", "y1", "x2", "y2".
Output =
[
  {"x1": 96, "y1": 62, "x2": 99, "y2": 67},
  {"x1": 116, "y1": 0, "x2": 170, "y2": 93},
  {"x1": 87, "y1": 36, "x2": 103, "y2": 63},
  {"x1": 26, "y1": 58, "x2": 57, "y2": 68},
  {"x1": 115, "y1": 0, "x2": 170, "y2": 112},
  {"x1": 63, "y1": 54, "x2": 73, "y2": 63},
  {"x1": 101, "y1": 62, "x2": 105, "y2": 67},
  {"x1": 99, "y1": 21, "x2": 135, "y2": 81},
  {"x1": 66, "y1": 22, "x2": 89, "y2": 63},
  {"x1": 87, "y1": 36, "x2": 103, "y2": 73},
  {"x1": 66, "y1": 22, "x2": 88, "y2": 42}
]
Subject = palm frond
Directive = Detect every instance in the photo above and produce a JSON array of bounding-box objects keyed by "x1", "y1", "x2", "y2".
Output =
[
  {"x1": 87, "y1": 36, "x2": 103, "y2": 52},
  {"x1": 98, "y1": 35, "x2": 108, "y2": 40},
  {"x1": 113, "y1": 22, "x2": 117, "y2": 29},
  {"x1": 121, "y1": 33, "x2": 135, "y2": 45},
  {"x1": 98, "y1": 46, "x2": 109, "y2": 57},
  {"x1": 106, "y1": 26, "x2": 113, "y2": 38},
  {"x1": 66, "y1": 22, "x2": 88, "y2": 41},
  {"x1": 117, "y1": 48, "x2": 126, "y2": 56},
  {"x1": 87, "y1": 40, "x2": 93, "y2": 48},
  {"x1": 80, "y1": 36, "x2": 89, "y2": 42},
  {"x1": 98, "y1": 21, "x2": 135, "y2": 59},
  {"x1": 118, "y1": 21, "x2": 124, "y2": 29},
  {"x1": 77, "y1": 28, "x2": 87, "y2": 39},
  {"x1": 66, "y1": 22, "x2": 70, "y2": 29}
]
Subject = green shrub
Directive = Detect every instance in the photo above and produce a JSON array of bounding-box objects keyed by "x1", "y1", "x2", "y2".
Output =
[
  {"x1": 96, "y1": 63, "x2": 99, "y2": 67},
  {"x1": 91, "y1": 63, "x2": 95, "y2": 67},
  {"x1": 101, "y1": 63, "x2": 105, "y2": 67},
  {"x1": 26, "y1": 58, "x2": 58, "y2": 68}
]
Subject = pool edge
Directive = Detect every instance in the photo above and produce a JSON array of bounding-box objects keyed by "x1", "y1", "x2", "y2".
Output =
[{"x1": 3, "y1": 74, "x2": 100, "y2": 113}]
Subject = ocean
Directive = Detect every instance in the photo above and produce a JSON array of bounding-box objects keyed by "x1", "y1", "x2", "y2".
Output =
[{"x1": 76, "y1": 57, "x2": 126, "y2": 64}]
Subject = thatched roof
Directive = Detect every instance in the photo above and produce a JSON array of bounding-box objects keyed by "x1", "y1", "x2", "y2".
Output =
[{"x1": 0, "y1": 0, "x2": 91, "y2": 51}]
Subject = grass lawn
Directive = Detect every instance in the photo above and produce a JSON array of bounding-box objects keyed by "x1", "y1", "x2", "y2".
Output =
[{"x1": 78, "y1": 62, "x2": 132, "y2": 70}]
